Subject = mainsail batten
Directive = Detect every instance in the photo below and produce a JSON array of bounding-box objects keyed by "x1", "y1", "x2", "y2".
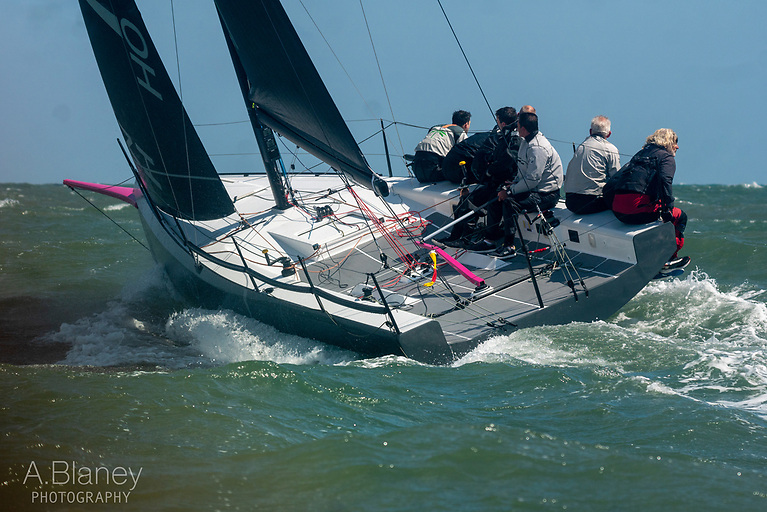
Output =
[
  {"x1": 214, "y1": 0, "x2": 383, "y2": 192},
  {"x1": 79, "y1": 0, "x2": 235, "y2": 221}
]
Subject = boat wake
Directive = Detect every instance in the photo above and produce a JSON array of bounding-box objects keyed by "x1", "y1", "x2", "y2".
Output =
[
  {"x1": 164, "y1": 308, "x2": 355, "y2": 366},
  {"x1": 47, "y1": 266, "x2": 355, "y2": 369},
  {"x1": 457, "y1": 269, "x2": 767, "y2": 419},
  {"x1": 47, "y1": 265, "x2": 767, "y2": 418}
]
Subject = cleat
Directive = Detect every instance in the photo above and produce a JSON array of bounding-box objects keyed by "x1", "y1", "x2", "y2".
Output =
[{"x1": 470, "y1": 282, "x2": 492, "y2": 299}]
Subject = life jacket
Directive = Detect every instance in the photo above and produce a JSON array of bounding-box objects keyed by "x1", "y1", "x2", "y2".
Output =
[{"x1": 414, "y1": 124, "x2": 466, "y2": 157}]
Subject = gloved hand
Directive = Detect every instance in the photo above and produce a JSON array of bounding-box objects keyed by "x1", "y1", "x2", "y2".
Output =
[{"x1": 661, "y1": 210, "x2": 674, "y2": 223}]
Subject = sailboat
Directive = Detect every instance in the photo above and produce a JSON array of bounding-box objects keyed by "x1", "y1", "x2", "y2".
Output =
[{"x1": 65, "y1": 0, "x2": 677, "y2": 364}]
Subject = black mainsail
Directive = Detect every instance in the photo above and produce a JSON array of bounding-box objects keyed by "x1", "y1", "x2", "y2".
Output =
[
  {"x1": 214, "y1": 0, "x2": 388, "y2": 196},
  {"x1": 79, "y1": 0, "x2": 235, "y2": 220}
]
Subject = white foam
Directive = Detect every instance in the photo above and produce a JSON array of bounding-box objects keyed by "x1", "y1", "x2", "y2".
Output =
[
  {"x1": 624, "y1": 270, "x2": 767, "y2": 341},
  {"x1": 48, "y1": 263, "x2": 767, "y2": 419},
  {"x1": 165, "y1": 308, "x2": 354, "y2": 366},
  {"x1": 633, "y1": 375, "x2": 680, "y2": 396},
  {"x1": 345, "y1": 354, "x2": 420, "y2": 368},
  {"x1": 454, "y1": 327, "x2": 612, "y2": 368},
  {"x1": 50, "y1": 266, "x2": 354, "y2": 368},
  {"x1": 104, "y1": 203, "x2": 132, "y2": 211},
  {"x1": 457, "y1": 270, "x2": 767, "y2": 419}
]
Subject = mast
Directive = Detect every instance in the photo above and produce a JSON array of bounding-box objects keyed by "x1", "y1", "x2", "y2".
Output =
[
  {"x1": 214, "y1": 0, "x2": 389, "y2": 198},
  {"x1": 251, "y1": 121, "x2": 291, "y2": 210},
  {"x1": 218, "y1": 8, "x2": 291, "y2": 210}
]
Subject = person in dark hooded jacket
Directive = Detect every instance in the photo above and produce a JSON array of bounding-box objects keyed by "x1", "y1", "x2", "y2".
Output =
[
  {"x1": 441, "y1": 130, "x2": 493, "y2": 185},
  {"x1": 605, "y1": 128, "x2": 688, "y2": 266},
  {"x1": 435, "y1": 107, "x2": 520, "y2": 247}
]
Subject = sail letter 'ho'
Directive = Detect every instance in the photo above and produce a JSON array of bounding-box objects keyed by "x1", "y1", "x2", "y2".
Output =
[
  {"x1": 214, "y1": 0, "x2": 388, "y2": 197},
  {"x1": 79, "y1": 0, "x2": 235, "y2": 221}
]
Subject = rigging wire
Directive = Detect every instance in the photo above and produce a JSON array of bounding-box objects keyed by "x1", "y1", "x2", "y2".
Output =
[
  {"x1": 358, "y1": 0, "x2": 407, "y2": 159},
  {"x1": 297, "y1": 0, "x2": 377, "y2": 119},
  {"x1": 436, "y1": 0, "x2": 545, "y2": 201},
  {"x1": 436, "y1": 0, "x2": 496, "y2": 123},
  {"x1": 66, "y1": 187, "x2": 150, "y2": 251},
  {"x1": 109, "y1": 4, "x2": 182, "y2": 225},
  {"x1": 169, "y1": 0, "x2": 197, "y2": 224},
  {"x1": 197, "y1": 117, "x2": 637, "y2": 165}
]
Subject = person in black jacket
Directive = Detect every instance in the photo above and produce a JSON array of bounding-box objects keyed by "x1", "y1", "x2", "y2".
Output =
[
  {"x1": 436, "y1": 107, "x2": 520, "y2": 247},
  {"x1": 605, "y1": 128, "x2": 688, "y2": 266},
  {"x1": 441, "y1": 131, "x2": 493, "y2": 185},
  {"x1": 471, "y1": 106, "x2": 522, "y2": 186}
]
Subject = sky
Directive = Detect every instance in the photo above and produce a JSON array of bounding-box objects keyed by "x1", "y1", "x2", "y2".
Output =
[{"x1": 1, "y1": 0, "x2": 765, "y2": 185}]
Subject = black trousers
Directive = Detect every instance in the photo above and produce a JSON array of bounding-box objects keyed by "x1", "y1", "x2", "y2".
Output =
[
  {"x1": 442, "y1": 152, "x2": 478, "y2": 185},
  {"x1": 443, "y1": 184, "x2": 498, "y2": 241},
  {"x1": 490, "y1": 189, "x2": 561, "y2": 246},
  {"x1": 565, "y1": 192, "x2": 609, "y2": 214},
  {"x1": 412, "y1": 151, "x2": 444, "y2": 183}
]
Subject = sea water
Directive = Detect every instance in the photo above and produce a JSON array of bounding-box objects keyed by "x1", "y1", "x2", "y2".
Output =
[{"x1": 1, "y1": 183, "x2": 766, "y2": 510}]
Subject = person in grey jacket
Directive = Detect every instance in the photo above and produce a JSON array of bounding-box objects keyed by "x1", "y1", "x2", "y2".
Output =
[
  {"x1": 564, "y1": 115, "x2": 621, "y2": 214},
  {"x1": 469, "y1": 111, "x2": 563, "y2": 258},
  {"x1": 508, "y1": 112, "x2": 563, "y2": 197}
]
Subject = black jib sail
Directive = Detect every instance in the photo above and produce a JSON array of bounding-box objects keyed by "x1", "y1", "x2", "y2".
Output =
[
  {"x1": 214, "y1": 0, "x2": 388, "y2": 196},
  {"x1": 79, "y1": 0, "x2": 235, "y2": 220}
]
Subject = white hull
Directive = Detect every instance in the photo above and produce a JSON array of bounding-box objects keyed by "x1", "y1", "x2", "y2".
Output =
[
  {"x1": 131, "y1": 174, "x2": 675, "y2": 363},
  {"x1": 72, "y1": 0, "x2": 677, "y2": 363}
]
